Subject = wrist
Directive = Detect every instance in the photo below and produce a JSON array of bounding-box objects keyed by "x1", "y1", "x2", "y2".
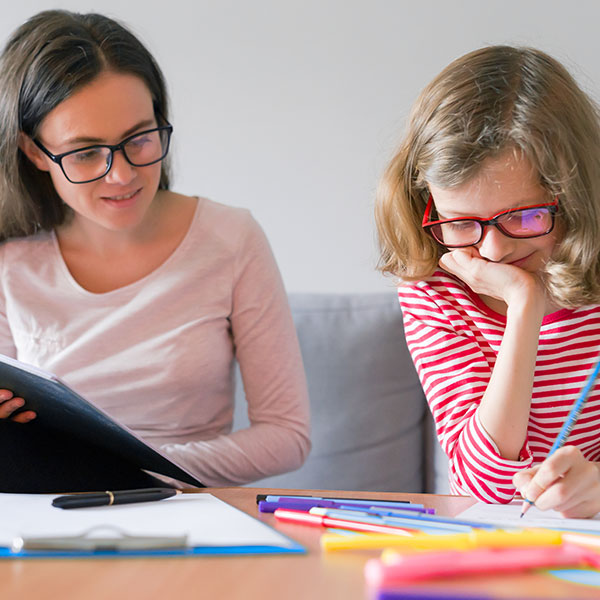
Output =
[{"x1": 505, "y1": 278, "x2": 545, "y2": 321}]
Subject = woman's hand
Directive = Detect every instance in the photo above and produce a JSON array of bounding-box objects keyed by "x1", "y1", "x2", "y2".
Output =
[
  {"x1": 513, "y1": 446, "x2": 600, "y2": 518},
  {"x1": 0, "y1": 389, "x2": 36, "y2": 423},
  {"x1": 439, "y1": 247, "x2": 544, "y2": 308}
]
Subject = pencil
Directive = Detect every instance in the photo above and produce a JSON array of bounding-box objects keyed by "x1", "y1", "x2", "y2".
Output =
[{"x1": 520, "y1": 355, "x2": 600, "y2": 517}]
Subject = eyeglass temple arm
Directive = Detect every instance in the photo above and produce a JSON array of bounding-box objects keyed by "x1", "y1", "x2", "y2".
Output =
[{"x1": 421, "y1": 194, "x2": 434, "y2": 227}]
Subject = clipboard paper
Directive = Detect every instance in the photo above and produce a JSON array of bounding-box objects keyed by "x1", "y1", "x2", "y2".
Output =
[{"x1": 0, "y1": 493, "x2": 305, "y2": 558}]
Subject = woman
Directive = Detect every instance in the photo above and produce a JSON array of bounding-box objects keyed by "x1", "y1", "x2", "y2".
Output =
[{"x1": 0, "y1": 10, "x2": 310, "y2": 491}]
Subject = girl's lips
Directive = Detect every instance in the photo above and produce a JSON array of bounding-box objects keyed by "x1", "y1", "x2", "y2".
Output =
[{"x1": 508, "y1": 252, "x2": 534, "y2": 267}]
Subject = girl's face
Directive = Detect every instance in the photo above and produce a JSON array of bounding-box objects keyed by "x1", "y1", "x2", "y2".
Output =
[
  {"x1": 22, "y1": 70, "x2": 162, "y2": 236},
  {"x1": 427, "y1": 150, "x2": 561, "y2": 274}
]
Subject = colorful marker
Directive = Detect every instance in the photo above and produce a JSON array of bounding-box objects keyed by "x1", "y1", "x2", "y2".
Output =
[
  {"x1": 263, "y1": 495, "x2": 419, "y2": 509},
  {"x1": 322, "y1": 527, "x2": 563, "y2": 552},
  {"x1": 365, "y1": 543, "x2": 599, "y2": 585},
  {"x1": 309, "y1": 508, "x2": 472, "y2": 534},
  {"x1": 258, "y1": 499, "x2": 434, "y2": 514},
  {"x1": 273, "y1": 508, "x2": 417, "y2": 536},
  {"x1": 336, "y1": 506, "x2": 494, "y2": 530}
]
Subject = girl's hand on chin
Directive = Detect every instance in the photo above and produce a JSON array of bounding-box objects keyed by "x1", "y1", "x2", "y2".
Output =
[{"x1": 438, "y1": 247, "x2": 542, "y2": 305}]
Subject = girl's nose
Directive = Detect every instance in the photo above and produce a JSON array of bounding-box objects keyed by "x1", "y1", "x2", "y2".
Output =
[{"x1": 476, "y1": 225, "x2": 515, "y2": 262}]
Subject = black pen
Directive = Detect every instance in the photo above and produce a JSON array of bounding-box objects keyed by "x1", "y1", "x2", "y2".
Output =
[{"x1": 52, "y1": 487, "x2": 181, "y2": 509}]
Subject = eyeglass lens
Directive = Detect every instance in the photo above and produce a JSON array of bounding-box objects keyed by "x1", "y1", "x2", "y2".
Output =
[
  {"x1": 431, "y1": 207, "x2": 554, "y2": 247},
  {"x1": 61, "y1": 129, "x2": 169, "y2": 183}
]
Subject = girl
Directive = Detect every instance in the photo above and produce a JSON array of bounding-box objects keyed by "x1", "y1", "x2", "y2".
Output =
[
  {"x1": 0, "y1": 10, "x2": 310, "y2": 491},
  {"x1": 376, "y1": 45, "x2": 600, "y2": 518}
]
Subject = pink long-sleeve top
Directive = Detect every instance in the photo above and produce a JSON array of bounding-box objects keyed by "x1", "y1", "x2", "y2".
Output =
[
  {"x1": 0, "y1": 197, "x2": 310, "y2": 486},
  {"x1": 398, "y1": 270, "x2": 600, "y2": 503}
]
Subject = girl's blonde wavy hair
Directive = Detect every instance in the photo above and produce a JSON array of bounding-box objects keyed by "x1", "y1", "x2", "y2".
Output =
[{"x1": 376, "y1": 45, "x2": 600, "y2": 308}]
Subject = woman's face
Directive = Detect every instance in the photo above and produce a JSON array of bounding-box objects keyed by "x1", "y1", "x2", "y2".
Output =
[
  {"x1": 24, "y1": 70, "x2": 163, "y2": 235},
  {"x1": 428, "y1": 150, "x2": 561, "y2": 275}
]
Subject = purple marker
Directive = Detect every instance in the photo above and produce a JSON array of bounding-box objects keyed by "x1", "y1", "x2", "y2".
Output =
[
  {"x1": 377, "y1": 591, "x2": 493, "y2": 600},
  {"x1": 258, "y1": 498, "x2": 435, "y2": 514}
]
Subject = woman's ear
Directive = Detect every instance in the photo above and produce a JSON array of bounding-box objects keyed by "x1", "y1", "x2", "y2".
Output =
[{"x1": 18, "y1": 133, "x2": 50, "y2": 172}]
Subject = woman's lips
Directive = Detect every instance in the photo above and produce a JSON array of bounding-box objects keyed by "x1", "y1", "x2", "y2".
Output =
[{"x1": 101, "y1": 188, "x2": 142, "y2": 207}]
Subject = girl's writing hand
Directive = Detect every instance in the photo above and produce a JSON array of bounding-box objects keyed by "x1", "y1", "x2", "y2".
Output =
[
  {"x1": 438, "y1": 247, "x2": 543, "y2": 307},
  {"x1": 0, "y1": 389, "x2": 36, "y2": 423},
  {"x1": 513, "y1": 446, "x2": 600, "y2": 518}
]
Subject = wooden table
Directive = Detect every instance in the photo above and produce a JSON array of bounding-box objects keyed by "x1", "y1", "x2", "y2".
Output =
[{"x1": 1, "y1": 487, "x2": 599, "y2": 599}]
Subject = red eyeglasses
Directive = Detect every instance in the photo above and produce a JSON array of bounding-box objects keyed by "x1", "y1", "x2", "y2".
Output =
[{"x1": 422, "y1": 194, "x2": 559, "y2": 248}]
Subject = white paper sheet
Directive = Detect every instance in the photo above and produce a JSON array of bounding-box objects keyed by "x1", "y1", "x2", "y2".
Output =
[
  {"x1": 458, "y1": 500, "x2": 600, "y2": 533},
  {"x1": 0, "y1": 492, "x2": 298, "y2": 550}
]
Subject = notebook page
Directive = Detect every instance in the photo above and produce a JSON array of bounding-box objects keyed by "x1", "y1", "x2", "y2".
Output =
[{"x1": 458, "y1": 500, "x2": 600, "y2": 533}]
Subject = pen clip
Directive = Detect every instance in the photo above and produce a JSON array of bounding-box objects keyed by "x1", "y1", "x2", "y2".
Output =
[{"x1": 12, "y1": 525, "x2": 188, "y2": 552}]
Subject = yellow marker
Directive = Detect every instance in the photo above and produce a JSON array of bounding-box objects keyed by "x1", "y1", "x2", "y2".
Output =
[
  {"x1": 380, "y1": 529, "x2": 563, "y2": 562},
  {"x1": 321, "y1": 528, "x2": 563, "y2": 553},
  {"x1": 470, "y1": 528, "x2": 562, "y2": 548},
  {"x1": 321, "y1": 531, "x2": 472, "y2": 552}
]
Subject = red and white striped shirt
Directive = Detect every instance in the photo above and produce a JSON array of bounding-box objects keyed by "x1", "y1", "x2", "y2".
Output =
[{"x1": 398, "y1": 270, "x2": 600, "y2": 503}]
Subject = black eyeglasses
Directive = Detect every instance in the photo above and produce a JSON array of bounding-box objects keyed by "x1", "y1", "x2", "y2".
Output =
[
  {"x1": 422, "y1": 194, "x2": 559, "y2": 248},
  {"x1": 33, "y1": 123, "x2": 173, "y2": 184}
]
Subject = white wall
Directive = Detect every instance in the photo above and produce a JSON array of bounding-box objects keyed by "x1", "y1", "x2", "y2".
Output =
[{"x1": 3, "y1": 1, "x2": 600, "y2": 292}]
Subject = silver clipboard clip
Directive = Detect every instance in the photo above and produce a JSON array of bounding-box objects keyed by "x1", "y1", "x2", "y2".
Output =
[{"x1": 12, "y1": 525, "x2": 188, "y2": 553}]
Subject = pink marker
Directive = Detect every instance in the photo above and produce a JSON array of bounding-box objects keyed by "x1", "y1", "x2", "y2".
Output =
[
  {"x1": 274, "y1": 508, "x2": 417, "y2": 536},
  {"x1": 364, "y1": 543, "x2": 600, "y2": 586}
]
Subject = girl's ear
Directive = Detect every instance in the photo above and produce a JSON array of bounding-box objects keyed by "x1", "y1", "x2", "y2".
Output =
[{"x1": 18, "y1": 133, "x2": 50, "y2": 172}]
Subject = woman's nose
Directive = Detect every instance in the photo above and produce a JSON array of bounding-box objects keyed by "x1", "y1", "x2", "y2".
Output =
[{"x1": 103, "y1": 150, "x2": 136, "y2": 185}]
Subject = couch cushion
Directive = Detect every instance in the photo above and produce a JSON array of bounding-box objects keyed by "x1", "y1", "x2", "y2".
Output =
[{"x1": 233, "y1": 292, "x2": 431, "y2": 492}]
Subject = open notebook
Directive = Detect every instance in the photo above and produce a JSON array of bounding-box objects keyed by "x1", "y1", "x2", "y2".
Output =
[
  {"x1": 0, "y1": 492, "x2": 304, "y2": 557},
  {"x1": 0, "y1": 353, "x2": 203, "y2": 490}
]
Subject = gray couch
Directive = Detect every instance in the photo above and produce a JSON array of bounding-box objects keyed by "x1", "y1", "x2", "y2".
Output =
[{"x1": 233, "y1": 292, "x2": 449, "y2": 494}]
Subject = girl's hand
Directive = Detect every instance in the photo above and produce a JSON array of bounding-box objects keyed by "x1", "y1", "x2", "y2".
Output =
[
  {"x1": 513, "y1": 446, "x2": 600, "y2": 518},
  {"x1": 0, "y1": 389, "x2": 36, "y2": 423},
  {"x1": 439, "y1": 247, "x2": 543, "y2": 307}
]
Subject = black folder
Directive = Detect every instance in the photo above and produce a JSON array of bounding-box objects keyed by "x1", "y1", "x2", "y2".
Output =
[{"x1": 0, "y1": 354, "x2": 204, "y2": 492}]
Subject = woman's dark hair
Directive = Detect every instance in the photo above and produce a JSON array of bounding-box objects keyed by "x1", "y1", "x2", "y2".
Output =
[{"x1": 0, "y1": 10, "x2": 171, "y2": 239}]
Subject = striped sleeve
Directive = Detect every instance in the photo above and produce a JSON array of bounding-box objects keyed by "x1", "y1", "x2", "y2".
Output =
[{"x1": 398, "y1": 277, "x2": 533, "y2": 503}]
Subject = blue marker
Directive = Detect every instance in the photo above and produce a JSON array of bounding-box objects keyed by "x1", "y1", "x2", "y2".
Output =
[
  {"x1": 338, "y1": 506, "x2": 496, "y2": 530},
  {"x1": 310, "y1": 508, "x2": 475, "y2": 534}
]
